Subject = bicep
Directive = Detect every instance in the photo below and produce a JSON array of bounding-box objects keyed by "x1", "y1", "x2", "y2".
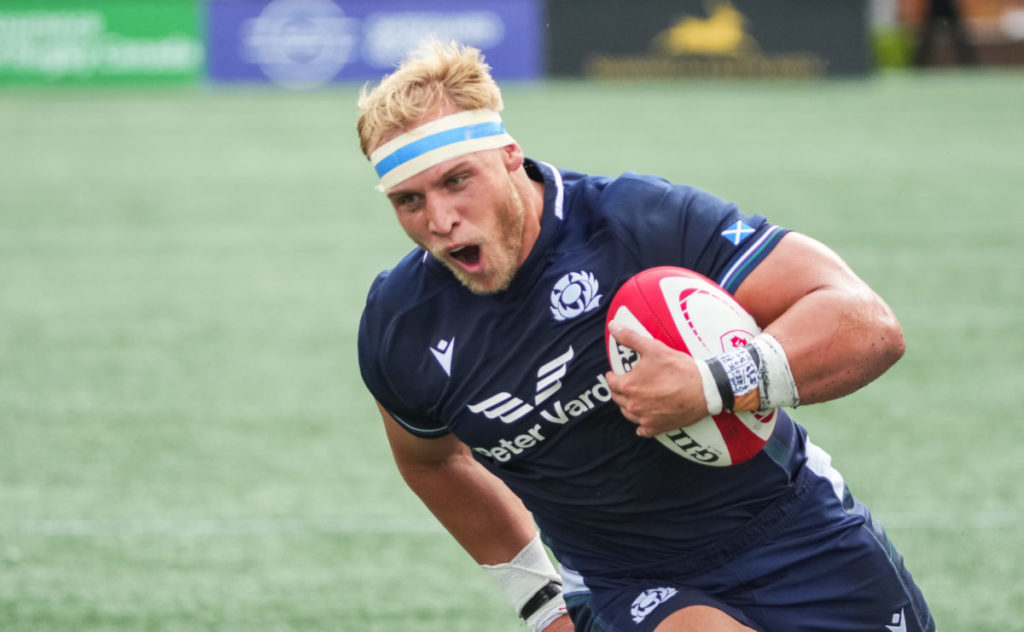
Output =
[
  {"x1": 378, "y1": 401, "x2": 467, "y2": 472},
  {"x1": 733, "y1": 231, "x2": 873, "y2": 329},
  {"x1": 731, "y1": 232, "x2": 905, "y2": 405},
  {"x1": 375, "y1": 401, "x2": 537, "y2": 564}
]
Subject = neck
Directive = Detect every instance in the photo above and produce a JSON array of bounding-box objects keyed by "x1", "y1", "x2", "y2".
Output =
[{"x1": 513, "y1": 168, "x2": 546, "y2": 267}]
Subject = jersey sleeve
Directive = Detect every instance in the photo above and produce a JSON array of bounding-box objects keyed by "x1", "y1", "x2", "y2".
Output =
[
  {"x1": 357, "y1": 271, "x2": 451, "y2": 438},
  {"x1": 599, "y1": 173, "x2": 789, "y2": 293}
]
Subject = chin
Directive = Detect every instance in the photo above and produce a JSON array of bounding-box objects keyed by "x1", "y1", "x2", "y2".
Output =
[
  {"x1": 451, "y1": 266, "x2": 515, "y2": 295},
  {"x1": 459, "y1": 275, "x2": 508, "y2": 296}
]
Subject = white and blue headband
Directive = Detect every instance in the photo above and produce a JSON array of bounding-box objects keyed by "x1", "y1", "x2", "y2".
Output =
[{"x1": 369, "y1": 109, "x2": 515, "y2": 191}]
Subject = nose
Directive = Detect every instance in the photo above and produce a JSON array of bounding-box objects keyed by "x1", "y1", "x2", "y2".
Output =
[{"x1": 424, "y1": 195, "x2": 459, "y2": 235}]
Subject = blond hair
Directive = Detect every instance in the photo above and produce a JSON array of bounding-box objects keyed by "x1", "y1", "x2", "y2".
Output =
[{"x1": 356, "y1": 41, "x2": 505, "y2": 157}]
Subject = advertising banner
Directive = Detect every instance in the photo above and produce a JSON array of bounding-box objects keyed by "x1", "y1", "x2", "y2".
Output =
[
  {"x1": 0, "y1": 0, "x2": 203, "y2": 85},
  {"x1": 206, "y1": 0, "x2": 543, "y2": 88},
  {"x1": 547, "y1": 0, "x2": 872, "y2": 79}
]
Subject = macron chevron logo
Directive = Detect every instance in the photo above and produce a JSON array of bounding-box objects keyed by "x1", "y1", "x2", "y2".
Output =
[
  {"x1": 430, "y1": 337, "x2": 455, "y2": 376},
  {"x1": 885, "y1": 609, "x2": 907, "y2": 632},
  {"x1": 467, "y1": 347, "x2": 575, "y2": 423}
]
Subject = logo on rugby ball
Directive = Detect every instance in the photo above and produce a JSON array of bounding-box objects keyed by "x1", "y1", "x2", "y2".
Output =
[{"x1": 605, "y1": 266, "x2": 777, "y2": 466}]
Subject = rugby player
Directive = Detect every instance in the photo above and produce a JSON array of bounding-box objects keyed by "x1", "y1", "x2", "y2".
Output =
[{"x1": 356, "y1": 42, "x2": 935, "y2": 632}]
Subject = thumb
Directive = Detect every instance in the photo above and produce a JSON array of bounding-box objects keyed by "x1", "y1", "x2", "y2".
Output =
[{"x1": 607, "y1": 321, "x2": 662, "y2": 355}]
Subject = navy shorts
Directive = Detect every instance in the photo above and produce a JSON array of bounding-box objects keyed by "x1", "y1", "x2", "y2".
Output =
[{"x1": 561, "y1": 468, "x2": 935, "y2": 632}]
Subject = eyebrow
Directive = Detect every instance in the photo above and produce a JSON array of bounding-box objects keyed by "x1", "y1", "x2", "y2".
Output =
[
  {"x1": 387, "y1": 160, "x2": 473, "y2": 201},
  {"x1": 437, "y1": 160, "x2": 473, "y2": 182}
]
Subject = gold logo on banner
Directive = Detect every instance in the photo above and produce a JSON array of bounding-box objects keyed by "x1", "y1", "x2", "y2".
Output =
[
  {"x1": 586, "y1": 0, "x2": 826, "y2": 79},
  {"x1": 653, "y1": 2, "x2": 755, "y2": 57}
]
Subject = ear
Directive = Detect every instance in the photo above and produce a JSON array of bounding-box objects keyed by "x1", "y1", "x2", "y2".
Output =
[{"x1": 501, "y1": 143, "x2": 525, "y2": 172}]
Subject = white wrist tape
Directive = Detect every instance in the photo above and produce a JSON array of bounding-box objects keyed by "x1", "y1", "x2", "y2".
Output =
[
  {"x1": 699, "y1": 333, "x2": 800, "y2": 414},
  {"x1": 481, "y1": 534, "x2": 567, "y2": 632},
  {"x1": 532, "y1": 605, "x2": 569, "y2": 632},
  {"x1": 695, "y1": 358, "x2": 724, "y2": 416},
  {"x1": 748, "y1": 333, "x2": 800, "y2": 411}
]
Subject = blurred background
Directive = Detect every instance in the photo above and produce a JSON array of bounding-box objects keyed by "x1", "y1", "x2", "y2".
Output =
[{"x1": 1, "y1": 1, "x2": 1022, "y2": 630}]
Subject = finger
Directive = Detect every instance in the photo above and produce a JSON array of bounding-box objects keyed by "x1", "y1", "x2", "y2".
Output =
[
  {"x1": 635, "y1": 424, "x2": 658, "y2": 439},
  {"x1": 607, "y1": 321, "x2": 664, "y2": 355},
  {"x1": 607, "y1": 387, "x2": 642, "y2": 424},
  {"x1": 604, "y1": 370, "x2": 624, "y2": 395},
  {"x1": 607, "y1": 388, "x2": 634, "y2": 418}
]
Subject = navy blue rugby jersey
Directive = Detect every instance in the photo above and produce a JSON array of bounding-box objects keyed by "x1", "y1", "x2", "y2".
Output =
[{"x1": 358, "y1": 159, "x2": 810, "y2": 578}]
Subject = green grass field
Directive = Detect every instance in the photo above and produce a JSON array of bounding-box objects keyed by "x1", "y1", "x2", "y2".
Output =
[{"x1": 2, "y1": 70, "x2": 1023, "y2": 631}]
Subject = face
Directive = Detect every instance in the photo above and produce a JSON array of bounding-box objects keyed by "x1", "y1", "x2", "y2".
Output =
[{"x1": 385, "y1": 146, "x2": 530, "y2": 295}]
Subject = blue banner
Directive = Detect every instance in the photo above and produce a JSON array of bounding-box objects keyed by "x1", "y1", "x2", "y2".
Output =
[{"x1": 206, "y1": 0, "x2": 543, "y2": 88}]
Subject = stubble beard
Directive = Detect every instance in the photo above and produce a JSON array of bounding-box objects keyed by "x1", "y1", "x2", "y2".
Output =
[{"x1": 435, "y1": 180, "x2": 526, "y2": 295}]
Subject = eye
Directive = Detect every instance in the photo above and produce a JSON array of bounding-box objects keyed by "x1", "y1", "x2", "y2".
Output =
[
  {"x1": 392, "y1": 193, "x2": 422, "y2": 211},
  {"x1": 446, "y1": 172, "x2": 470, "y2": 190}
]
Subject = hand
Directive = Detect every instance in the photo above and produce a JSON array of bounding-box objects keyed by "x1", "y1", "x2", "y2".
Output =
[
  {"x1": 604, "y1": 322, "x2": 710, "y2": 438},
  {"x1": 541, "y1": 614, "x2": 575, "y2": 632}
]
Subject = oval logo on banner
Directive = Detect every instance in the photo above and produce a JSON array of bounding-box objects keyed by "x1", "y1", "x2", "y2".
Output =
[{"x1": 241, "y1": 0, "x2": 358, "y2": 89}]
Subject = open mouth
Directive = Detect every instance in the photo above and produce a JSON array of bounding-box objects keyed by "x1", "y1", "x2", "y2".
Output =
[{"x1": 449, "y1": 245, "x2": 481, "y2": 266}]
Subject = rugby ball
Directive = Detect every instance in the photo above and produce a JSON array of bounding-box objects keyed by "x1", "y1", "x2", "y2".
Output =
[{"x1": 606, "y1": 267, "x2": 776, "y2": 466}]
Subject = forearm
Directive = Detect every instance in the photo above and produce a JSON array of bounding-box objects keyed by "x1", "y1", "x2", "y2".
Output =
[{"x1": 380, "y1": 407, "x2": 570, "y2": 630}]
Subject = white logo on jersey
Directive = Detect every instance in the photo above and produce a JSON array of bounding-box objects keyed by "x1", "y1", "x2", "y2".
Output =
[
  {"x1": 430, "y1": 337, "x2": 455, "y2": 376},
  {"x1": 550, "y1": 271, "x2": 602, "y2": 321},
  {"x1": 472, "y1": 373, "x2": 611, "y2": 462},
  {"x1": 885, "y1": 609, "x2": 907, "y2": 632},
  {"x1": 467, "y1": 347, "x2": 574, "y2": 423},
  {"x1": 630, "y1": 587, "x2": 679, "y2": 624}
]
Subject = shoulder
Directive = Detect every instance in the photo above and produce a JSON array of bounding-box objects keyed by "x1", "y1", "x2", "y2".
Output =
[
  {"x1": 358, "y1": 249, "x2": 453, "y2": 373},
  {"x1": 550, "y1": 164, "x2": 789, "y2": 288},
  {"x1": 562, "y1": 170, "x2": 727, "y2": 227},
  {"x1": 560, "y1": 170, "x2": 743, "y2": 253},
  {"x1": 528, "y1": 160, "x2": 705, "y2": 225},
  {"x1": 565, "y1": 170, "x2": 669, "y2": 210},
  {"x1": 357, "y1": 251, "x2": 461, "y2": 437},
  {"x1": 362, "y1": 250, "x2": 451, "y2": 321}
]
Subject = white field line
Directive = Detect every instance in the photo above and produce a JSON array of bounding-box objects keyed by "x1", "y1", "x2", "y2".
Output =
[{"x1": 0, "y1": 512, "x2": 1020, "y2": 537}]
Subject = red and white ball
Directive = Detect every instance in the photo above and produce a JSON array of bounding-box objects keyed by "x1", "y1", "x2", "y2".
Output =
[{"x1": 606, "y1": 266, "x2": 776, "y2": 466}]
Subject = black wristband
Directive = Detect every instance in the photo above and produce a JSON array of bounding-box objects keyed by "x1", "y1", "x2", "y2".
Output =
[
  {"x1": 519, "y1": 580, "x2": 562, "y2": 620},
  {"x1": 705, "y1": 357, "x2": 734, "y2": 413},
  {"x1": 745, "y1": 343, "x2": 760, "y2": 371}
]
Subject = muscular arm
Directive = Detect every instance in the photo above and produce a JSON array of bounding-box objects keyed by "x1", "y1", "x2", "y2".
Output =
[
  {"x1": 606, "y1": 232, "x2": 905, "y2": 436},
  {"x1": 734, "y1": 231, "x2": 906, "y2": 405},
  {"x1": 379, "y1": 403, "x2": 574, "y2": 631},
  {"x1": 380, "y1": 401, "x2": 540, "y2": 565},
  {"x1": 379, "y1": 402, "x2": 538, "y2": 564}
]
